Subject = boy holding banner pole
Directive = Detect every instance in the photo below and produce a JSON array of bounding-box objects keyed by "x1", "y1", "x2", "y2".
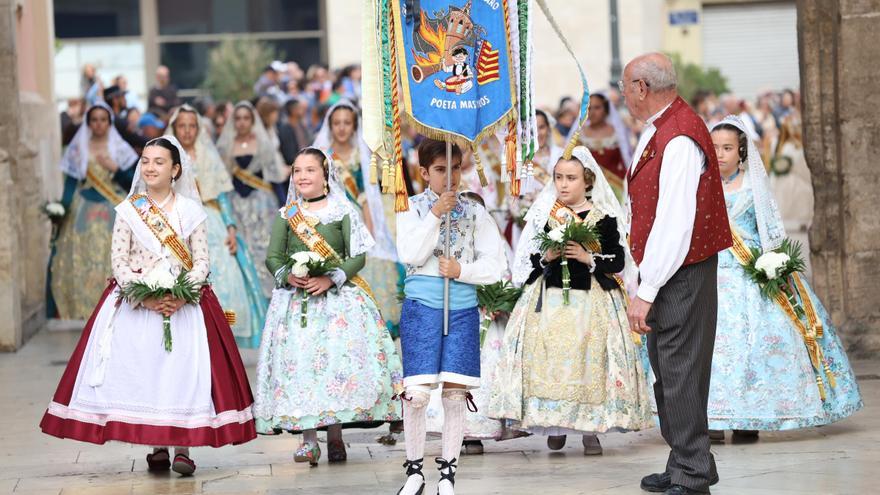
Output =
[{"x1": 396, "y1": 138, "x2": 506, "y2": 495}]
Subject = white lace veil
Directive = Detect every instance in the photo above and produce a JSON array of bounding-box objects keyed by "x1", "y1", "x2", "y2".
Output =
[
  {"x1": 511, "y1": 146, "x2": 638, "y2": 294},
  {"x1": 117, "y1": 135, "x2": 207, "y2": 252},
  {"x1": 284, "y1": 147, "x2": 376, "y2": 258},
  {"x1": 166, "y1": 104, "x2": 234, "y2": 201},
  {"x1": 59, "y1": 102, "x2": 138, "y2": 180},
  {"x1": 604, "y1": 92, "x2": 634, "y2": 167},
  {"x1": 311, "y1": 99, "x2": 397, "y2": 262},
  {"x1": 127, "y1": 135, "x2": 202, "y2": 203},
  {"x1": 216, "y1": 100, "x2": 286, "y2": 183},
  {"x1": 712, "y1": 115, "x2": 786, "y2": 252}
]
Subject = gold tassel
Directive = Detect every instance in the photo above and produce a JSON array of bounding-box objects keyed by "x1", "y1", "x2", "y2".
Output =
[
  {"x1": 505, "y1": 120, "x2": 517, "y2": 195},
  {"x1": 394, "y1": 155, "x2": 409, "y2": 213},
  {"x1": 381, "y1": 159, "x2": 391, "y2": 193},
  {"x1": 510, "y1": 177, "x2": 521, "y2": 196},
  {"x1": 473, "y1": 146, "x2": 488, "y2": 187},
  {"x1": 824, "y1": 362, "x2": 837, "y2": 389},
  {"x1": 387, "y1": 153, "x2": 397, "y2": 196},
  {"x1": 224, "y1": 310, "x2": 237, "y2": 326},
  {"x1": 369, "y1": 153, "x2": 378, "y2": 185},
  {"x1": 816, "y1": 374, "x2": 827, "y2": 402}
]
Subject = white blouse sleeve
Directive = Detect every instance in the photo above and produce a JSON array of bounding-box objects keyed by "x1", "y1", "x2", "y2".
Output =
[
  {"x1": 186, "y1": 223, "x2": 210, "y2": 284},
  {"x1": 396, "y1": 198, "x2": 442, "y2": 266},
  {"x1": 636, "y1": 135, "x2": 704, "y2": 302},
  {"x1": 111, "y1": 217, "x2": 138, "y2": 287}
]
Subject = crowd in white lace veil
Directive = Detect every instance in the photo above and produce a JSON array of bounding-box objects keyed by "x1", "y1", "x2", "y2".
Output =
[
  {"x1": 712, "y1": 115, "x2": 786, "y2": 252},
  {"x1": 604, "y1": 92, "x2": 634, "y2": 167},
  {"x1": 284, "y1": 147, "x2": 376, "y2": 258},
  {"x1": 311, "y1": 99, "x2": 396, "y2": 262},
  {"x1": 165, "y1": 104, "x2": 234, "y2": 202},
  {"x1": 216, "y1": 100, "x2": 287, "y2": 183},
  {"x1": 118, "y1": 135, "x2": 207, "y2": 247},
  {"x1": 521, "y1": 110, "x2": 564, "y2": 196},
  {"x1": 59, "y1": 102, "x2": 138, "y2": 180},
  {"x1": 512, "y1": 146, "x2": 638, "y2": 294}
]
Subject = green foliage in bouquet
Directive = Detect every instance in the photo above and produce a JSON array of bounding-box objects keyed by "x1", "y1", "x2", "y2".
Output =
[
  {"x1": 535, "y1": 220, "x2": 601, "y2": 305},
  {"x1": 286, "y1": 252, "x2": 341, "y2": 328},
  {"x1": 535, "y1": 221, "x2": 600, "y2": 252},
  {"x1": 476, "y1": 281, "x2": 523, "y2": 346},
  {"x1": 119, "y1": 272, "x2": 201, "y2": 352},
  {"x1": 742, "y1": 238, "x2": 806, "y2": 300}
]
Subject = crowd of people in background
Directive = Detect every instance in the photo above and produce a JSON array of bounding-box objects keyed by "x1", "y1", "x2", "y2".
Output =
[{"x1": 60, "y1": 59, "x2": 804, "y2": 196}]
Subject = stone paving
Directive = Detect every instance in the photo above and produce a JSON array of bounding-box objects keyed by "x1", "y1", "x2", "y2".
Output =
[{"x1": 1, "y1": 327, "x2": 876, "y2": 494}]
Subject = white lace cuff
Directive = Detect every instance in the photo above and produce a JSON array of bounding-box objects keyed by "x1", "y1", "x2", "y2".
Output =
[
  {"x1": 329, "y1": 268, "x2": 348, "y2": 289},
  {"x1": 274, "y1": 266, "x2": 290, "y2": 288}
]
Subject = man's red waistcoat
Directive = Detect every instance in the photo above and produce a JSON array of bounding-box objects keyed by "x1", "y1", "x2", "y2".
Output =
[{"x1": 627, "y1": 96, "x2": 732, "y2": 266}]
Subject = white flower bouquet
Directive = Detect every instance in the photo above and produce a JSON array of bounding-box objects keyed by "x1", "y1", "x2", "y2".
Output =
[
  {"x1": 743, "y1": 239, "x2": 807, "y2": 314},
  {"x1": 535, "y1": 220, "x2": 600, "y2": 305},
  {"x1": 42, "y1": 201, "x2": 66, "y2": 220},
  {"x1": 286, "y1": 251, "x2": 340, "y2": 328},
  {"x1": 118, "y1": 262, "x2": 201, "y2": 352}
]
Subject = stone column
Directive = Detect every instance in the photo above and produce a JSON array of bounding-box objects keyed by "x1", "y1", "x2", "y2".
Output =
[
  {"x1": 0, "y1": 0, "x2": 24, "y2": 351},
  {"x1": 797, "y1": 0, "x2": 880, "y2": 357}
]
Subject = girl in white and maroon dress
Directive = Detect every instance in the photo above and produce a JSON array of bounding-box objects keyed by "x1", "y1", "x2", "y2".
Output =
[{"x1": 40, "y1": 136, "x2": 256, "y2": 476}]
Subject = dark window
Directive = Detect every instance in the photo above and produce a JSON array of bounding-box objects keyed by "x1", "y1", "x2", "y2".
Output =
[
  {"x1": 160, "y1": 38, "x2": 322, "y2": 90},
  {"x1": 54, "y1": 0, "x2": 141, "y2": 38},
  {"x1": 157, "y1": 0, "x2": 319, "y2": 35}
]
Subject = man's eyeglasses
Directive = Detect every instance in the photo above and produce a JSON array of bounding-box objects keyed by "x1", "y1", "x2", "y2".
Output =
[{"x1": 617, "y1": 79, "x2": 650, "y2": 92}]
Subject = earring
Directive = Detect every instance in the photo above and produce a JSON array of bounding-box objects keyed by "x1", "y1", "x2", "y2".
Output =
[{"x1": 324, "y1": 183, "x2": 329, "y2": 194}]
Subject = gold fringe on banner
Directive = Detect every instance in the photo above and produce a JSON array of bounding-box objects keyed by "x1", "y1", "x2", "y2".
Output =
[
  {"x1": 369, "y1": 153, "x2": 379, "y2": 185},
  {"x1": 472, "y1": 144, "x2": 488, "y2": 187},
  {"x1": 388, "y1": 7, "x2": 409, "y2": 212},
  {"x1": 381, "y1": 158, "x2": 391, "y2": 193}
]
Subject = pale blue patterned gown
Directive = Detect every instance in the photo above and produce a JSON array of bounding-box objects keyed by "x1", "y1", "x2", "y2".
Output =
[{"x1": 707, "y1": 188, "x2": 863, "y2": 430}]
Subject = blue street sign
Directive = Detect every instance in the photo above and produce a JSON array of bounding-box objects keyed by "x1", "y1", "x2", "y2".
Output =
[{"x1": 669, "y1": 10, "x2": 699, "y2": 26}]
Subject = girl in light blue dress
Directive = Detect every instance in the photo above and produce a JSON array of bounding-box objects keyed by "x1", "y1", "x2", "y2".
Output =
[
  {"x1": 707, "y1": 116, "x2": 862, "y2": 441},
  {"x1": 167, "y1": 105, "x2": 268, "y2": 347}
]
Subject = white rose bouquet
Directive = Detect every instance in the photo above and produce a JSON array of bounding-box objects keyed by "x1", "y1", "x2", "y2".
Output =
[
  {"x1": 118, "y1": 261, "x2": 201, "y2": 352},
  {"x1": 743, "y1": 238, "x2": 807, "y2": 314},
  {"x1": 42, "y1": 201, "x2": 66, "y2": 220},
  {"x1": 535, "y1": 219, "x2": 600, "y2": 305},
  {"x1": 286, "y1": 251, "x2": 340, "y2": 328},
  {"x1": 42, "y1": 200, "x2": 66, "y2": 245}
]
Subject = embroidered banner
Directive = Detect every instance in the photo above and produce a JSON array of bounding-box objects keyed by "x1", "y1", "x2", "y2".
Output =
[{"x1": 392, "y1": 0, "x2": 516, "y2": 143}]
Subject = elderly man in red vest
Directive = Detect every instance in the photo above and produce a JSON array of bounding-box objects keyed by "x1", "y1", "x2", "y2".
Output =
[{"x1": 621, "y1": 53, "x2": 731, "y2": 495}]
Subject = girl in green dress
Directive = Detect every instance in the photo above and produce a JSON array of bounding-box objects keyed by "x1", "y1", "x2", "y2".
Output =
[{"x1": 253, "y1": 147, "x2": 403, "y2": 466}]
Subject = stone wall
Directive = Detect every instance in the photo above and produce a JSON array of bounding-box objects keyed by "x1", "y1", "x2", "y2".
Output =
[
  {"x1": 797, "y1": 0, "x2": 880, "y2": 357},
  {"x1": 0, "y1": 0, "x2": 53, "y2": 351}
]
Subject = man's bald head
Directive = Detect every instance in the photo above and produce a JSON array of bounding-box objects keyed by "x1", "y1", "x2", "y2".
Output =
[
  {"x1": 624, "y1": 52, "x2": 677, "y2": 92},
  {"x1": 621, "y1": 53, "x2": 679, "y2": 121}
]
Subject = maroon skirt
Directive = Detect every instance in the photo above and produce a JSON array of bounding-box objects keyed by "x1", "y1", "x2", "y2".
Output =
[{"x1": 40, "y1": 281, "x2": 257, "y2": 447}]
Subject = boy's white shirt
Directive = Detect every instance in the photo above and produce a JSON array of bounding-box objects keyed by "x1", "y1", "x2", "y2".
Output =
[{"x1": 396, "y1": 189, "x2": 507, "y2": 286}]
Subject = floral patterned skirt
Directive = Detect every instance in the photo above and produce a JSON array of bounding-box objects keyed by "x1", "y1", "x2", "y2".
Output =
[
  {"x1": 708, "y1": 251, "x2": 863, "y2": 430},
  {"x1": 359, "y1": 257, "x2": 403, "y2": 334},
  {"x1": 50, "y1": 194, "x2": 115, "y2": 320},
  {"x1": 229, "y1": 190, "x2": 278, "y2": 298},
  {"x1": 489, "y1": 280, "x2": 654, "y2": 434},
  {"x1": 253, "y1": 284, "x2": 404, "y2": 433},
  {"x1": 204, "y1": 209, "x2": 256, "y2": 345}
]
